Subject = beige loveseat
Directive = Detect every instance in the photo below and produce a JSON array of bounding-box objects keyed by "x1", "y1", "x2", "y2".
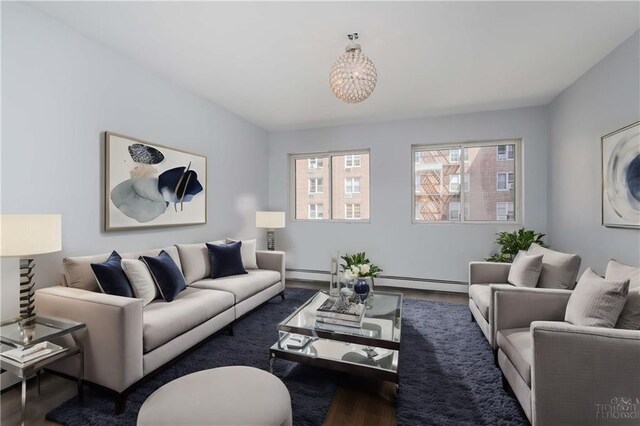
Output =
[{"x1": 35, "y1": 243, "x2": 285, "y2": 411}]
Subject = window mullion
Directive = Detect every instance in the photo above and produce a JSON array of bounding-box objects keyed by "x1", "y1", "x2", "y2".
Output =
[
  {"x1": 460, "y1": 149, "x2": 466, "y2": 223},
  {"x1": 328, "y1": 155, "x2": 333, "y2": 220}
]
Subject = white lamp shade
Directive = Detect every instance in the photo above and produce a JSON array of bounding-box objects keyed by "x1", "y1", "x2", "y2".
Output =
[
  {"x1": 256, "y1": 211, "x2": 285, "y2": 229},
  {"x1": 0, "y1": 214, "x2": 62, "y2": 257}
]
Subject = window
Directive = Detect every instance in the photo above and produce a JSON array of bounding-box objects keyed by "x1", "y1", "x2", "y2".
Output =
[
  {"x1": 345, "y1": 177, "x2": 361, "y2": 194},
  {"x1": 448, "y1": 202, "x2": 461, "y2": 220},
  {"x1": 497, "y1": 172, "x2": 514, "y2": 191},
  {"x1": 308, "y1": 178, "x2": 323, "y2": 194},
  {"x1": 308, "y1": 158, "x2": 323, "y2": 169},
  {"x1": 309, "y1": 204, "x2": 324, "y2": 219},
  {"x1": 292, "y1": 151, "x2": 370, "y2": 221},
  {"x1": 345, "y1": 204, "x2": 361, "y2": 219},
  {"x1": 449, "y1": 174, "x2": 460, "y2": 193},
  {"x1": 345, "y1": 155, "x2": 361, "y2": 168},
  {"x1": 497, "y1": 144, "x2": 515, "y2": 161},
  {"x1": 496, "y1": 202, "x2": 514, "y2": 221},
  {"x1": 413, "y1": 140, "x2": 519, "y2": 222}
]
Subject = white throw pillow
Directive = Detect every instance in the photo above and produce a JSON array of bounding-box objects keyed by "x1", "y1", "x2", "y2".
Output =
[
  {"x1": 226, "y1": 238, "x2": 258, "y2": 269},
  {"x1": 121, "y1": 259, "x2": 158, "y2": 306},
  {"x1": 606, "y1": 260, "x2": 640, "y2": 330},
  {"x1": 507, "y1": 251, "x2": 543, "y2": 288}
]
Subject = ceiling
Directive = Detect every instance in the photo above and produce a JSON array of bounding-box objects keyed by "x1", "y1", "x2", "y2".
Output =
[{"x1": 29, "y1": 1, "x2": 639, "y2": 131}]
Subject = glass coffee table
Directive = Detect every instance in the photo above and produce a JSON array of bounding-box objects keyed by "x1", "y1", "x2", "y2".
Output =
[{"x1": 269, "y1": 291, "x2": 402, "y2": 387}]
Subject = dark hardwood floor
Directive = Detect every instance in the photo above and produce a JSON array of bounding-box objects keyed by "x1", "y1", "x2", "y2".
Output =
[{"x1": 0, "y1": 280, "x2": 467, "y2": 426}]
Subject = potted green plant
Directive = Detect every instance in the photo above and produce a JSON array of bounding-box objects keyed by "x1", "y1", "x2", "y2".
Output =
[{"x1": 485, "y1": 228, "x2": 547, "y2": 263}]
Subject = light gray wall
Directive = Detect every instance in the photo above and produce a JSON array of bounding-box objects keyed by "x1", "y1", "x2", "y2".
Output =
[
  {"x1": 268, "y1": 106, "x2": 548, "y2": 282},
  {"x1": 0, "y1": 2, "x2": 269, "y2": 294},
  {"x1": 548, "y1": 31, "x2": 640, "y2": 274}
]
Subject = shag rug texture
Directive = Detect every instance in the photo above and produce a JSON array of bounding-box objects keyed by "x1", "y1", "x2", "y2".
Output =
[{"x1": 47, "y1": 288, "x2": 527, "y2": 425}]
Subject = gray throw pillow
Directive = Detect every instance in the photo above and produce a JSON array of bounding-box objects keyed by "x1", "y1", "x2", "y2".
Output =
[
  {"x1": 507, "y1": 251, "x2": 543, "y2": 287},
  {"x1": 527, "y1": 243, "x2": 581, "y2": 289},
  {"x1": 605, "y1": 260, "x2": 640, "y2": 330},
  {"x1": 565, "y1": 268, "x2": 629, "y2": 328}
]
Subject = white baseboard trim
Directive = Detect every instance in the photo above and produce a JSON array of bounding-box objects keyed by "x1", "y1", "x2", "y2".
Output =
[{"x1": 285, "y1": 270, "x2": 468, "y2": 294}]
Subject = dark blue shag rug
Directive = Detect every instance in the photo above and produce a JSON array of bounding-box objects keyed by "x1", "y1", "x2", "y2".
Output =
[{"x1": 47, "y1": 288, "x2": 527, "y2": 425}]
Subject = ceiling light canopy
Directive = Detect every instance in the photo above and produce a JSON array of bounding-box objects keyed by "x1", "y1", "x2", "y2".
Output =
[{"x1": 329, "y1": 33, "x2": 377, "y2": 104}]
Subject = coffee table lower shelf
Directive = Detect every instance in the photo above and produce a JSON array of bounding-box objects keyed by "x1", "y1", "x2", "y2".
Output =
[{"x1": 269, "y1": 336, "x2": 399, "y2": 386}]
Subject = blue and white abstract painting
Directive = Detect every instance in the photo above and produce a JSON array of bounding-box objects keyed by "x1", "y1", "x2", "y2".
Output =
[
  {"x1": 602, "y1": 122, "x2": 640, "y2": 229},
  {"x1": 105, "y1": 132, "x2": 206, "y2": 231}
]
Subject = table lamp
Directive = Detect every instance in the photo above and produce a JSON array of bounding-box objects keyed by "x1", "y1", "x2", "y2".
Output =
[
  {"x1": 255, "y1": 211, "x2": 285, "y2": 251},
  {"x1": 0, "y1": 214, "x2": 62, "y2": 331}
]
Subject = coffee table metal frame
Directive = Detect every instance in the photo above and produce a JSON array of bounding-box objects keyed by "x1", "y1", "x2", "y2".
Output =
[
  {"x1": 269, "y1": 290, "x2": 402, "y2": 386},
  {"x1": 0, "y1": 315, "x2": 85, "y2": 426}
]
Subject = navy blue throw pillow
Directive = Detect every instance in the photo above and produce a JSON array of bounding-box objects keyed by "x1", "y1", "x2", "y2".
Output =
[
  {"x1": 91, "y1": 251, "x2": 133, "y2": 298},
  {"x1": 206, "y1": 241, "x2": 248, "y2": 279},
  {"x1": 140, "y1": 250, "x2": 186, "y2": 302}
]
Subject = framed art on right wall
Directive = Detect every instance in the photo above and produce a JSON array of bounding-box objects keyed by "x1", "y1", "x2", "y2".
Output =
[{"x1": 602, "y1": 121, "x2": 640, "y2": 229}]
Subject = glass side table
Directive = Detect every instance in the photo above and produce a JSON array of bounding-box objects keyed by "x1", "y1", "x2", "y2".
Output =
[{"x1": 0, "y1": 315, "x2": 85, "y2": 426}]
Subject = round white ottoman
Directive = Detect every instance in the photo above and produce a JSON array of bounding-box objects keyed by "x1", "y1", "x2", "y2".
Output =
[{"x1": 137, "y1": 366, "x2": 292, "y2": 426}]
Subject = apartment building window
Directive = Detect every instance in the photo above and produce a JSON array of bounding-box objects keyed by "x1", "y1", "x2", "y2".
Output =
[
  {"x1": 345, "y1": 204, "x2": 361, "y2": 219},
  {"x1": 497, "y1": 172, "x2": 514, "y2": 191},
  {"x1": 345, "y1": 177, "x2": 361, "y2": 194},
  {"x1": 292, "y1": 151, "x2": 370, "y2": 221},
  {"x1": 496, "y1": 202, "x2": 514, "y2": 221},
  {"x1": 413, "y1": 140, "x2": 520, "y2": 222},
  {"x1": 497, "y1": 144, "x2": 515, "y2": 161},
  {"x1": 309, "y1": 204, "x2": 324, "y2": 219},
  {"x1": 345, "y1": 154, "x2": 361, "y2": 168},
  {"x1": 308, "y1": 178, "x2": 323, "y2": 194},
  {"x1": 308, "y1": 158, "x2": 324, "y2": 169}
]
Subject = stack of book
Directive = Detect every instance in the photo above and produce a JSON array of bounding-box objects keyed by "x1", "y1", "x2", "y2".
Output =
[
  {"x1": 315, "y1": 297, "x2": 365, "y2": 329},
  {"x1": 1, "y1": 341, "x2": 64, "y2": 365}
]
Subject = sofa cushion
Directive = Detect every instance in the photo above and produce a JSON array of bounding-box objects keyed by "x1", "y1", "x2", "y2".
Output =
[
  {"x1": 507, "y1": 251, "x2": 543, "y2": 288},
  {"x1": 527, "y1": 243, "x2": 581, "y2": 289},
  {"x1": 565, "y1": 268, "x2": 629, "y2": 328},
  {"x1": 141, "y1": 251, "x2": 186, "y2": 302},
  {"x1": 90, "y1": 251, "x2": 133, "y2": 298},
  {"x1": 176, "y1": 241, "x2": 225, "y2": 285},
  {"x1": 143, "y1": 287, "x2": 234, "y2": 353},
  {"x1": 226, "y1": 238, "x2": 258, "y2": 270},
  {"x1": 190, "y1": 270, "x2": 281, "y2": 303},
  {"x1": 497, "y1": 328, "x2": 532, "y2": 386},
  {"x1": 121, "y1": 258, "x2": 158, "y2": 306},
  {"x1": 606, "y1": 260, "x2": 640, "y2": 330},
  {"x1": 63, "y1": 246, "x2": 182, "y2": 292},
  {"x1": 469, "y1": 285, "x2": 492, "y2": 321},
  {"x1": 207, "y1": 242, "x2": 247, "y2": 279}
]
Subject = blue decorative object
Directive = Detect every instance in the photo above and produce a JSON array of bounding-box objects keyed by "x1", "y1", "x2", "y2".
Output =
[
  {"x1": 158, "y1": 162, "x2": 204, "y2": 212},
  {"x1": 140, "y1": 251, "x2": 186, "y2": 302},
  {"x1": 90, "y1": 251, "x2": 133, "y2": 298},
  {"x1": 206, "y1": 241, "x2": 248, "y2": 279},
  {"x1": 353, "y1": 277, "x2": 370, "y2": 302}
]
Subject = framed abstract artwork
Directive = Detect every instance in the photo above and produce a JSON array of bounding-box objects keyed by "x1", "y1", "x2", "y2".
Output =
[
  {"x1": 105, "y1": 132, "x2": 207, "y2": 231},
  {"x1": 601, "y1": 121, "x2": 640, "y2": 229}
]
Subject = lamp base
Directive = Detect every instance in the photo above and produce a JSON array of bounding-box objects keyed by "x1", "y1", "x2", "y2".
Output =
[
  {"x1": 19, "y1": 259, "x2": 36, "y2": 330},
  {"x1": 267, "y1": 230, "x2": 275, "y2": 251}
]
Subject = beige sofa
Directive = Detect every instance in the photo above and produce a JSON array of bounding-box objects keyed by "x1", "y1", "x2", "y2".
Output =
[
  {"x1": 494, "y1": 262, "x2": 640, "y2": 425},
  {"x1": 468, "y1": 244, "x2": 581, "y2": 349},
  {"x1": 35, "y1": 243, "x2": 285, "y2": 411}
]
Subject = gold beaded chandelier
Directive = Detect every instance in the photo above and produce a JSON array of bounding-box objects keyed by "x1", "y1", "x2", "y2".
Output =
[{"x1": 329, "y1": 33, "x2": 377, "y2": 103}]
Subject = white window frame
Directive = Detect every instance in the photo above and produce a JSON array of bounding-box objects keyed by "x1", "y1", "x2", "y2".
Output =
[
  {"x1": 345, "y1": 154, "x2": 361, "y2": 168},
  {"x1": 308, "y1": 177, "x2": 323, "y2": 194},
  {"x1": 497, "y1": 144, "x2": 515, "y2": 161},
  {"x1": 290, "y1": 149, "x2": 371, "y2": 223},
  {"x1": 308, "y1": 204, "x2": 324, "y2": 219},
  {"x1": 463, "y1": 173, "x2": 470, "y2": 192},
  {"x1": 449, "y1": 173, "x2": 460, "y2": 193},
  {"x1": 448, "y1": 202, "x2": 461, "y2": 220},
  {"x1": 345, "y1": 203, "x2": 361, "y2": 220},
  {"x1": 345, "y1": 177, "x2": 361, "y2": 194},
  {"x1": 411, "y1": 139, "x2": 521, "y2": 224},
  {"x1": 449, "y1": 149, "x2": 461, "y2": 163},
  {"x1": 496, "y1": 172, "x2": 514, "y2": 191},
  {"x1": 308, "y1": 158, "x2": 323, "y2": 169},
  {"x1": 496, "y1": 202, "x2": 515, "y2": 221}
]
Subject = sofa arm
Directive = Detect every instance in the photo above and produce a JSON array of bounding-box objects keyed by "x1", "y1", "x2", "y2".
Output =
[
  {"x1": 531, "y1": 321, "x2": 640, "y2": 426},
  {"x1": 256, "y1": 250, "x2": 286, "y2": 287},
  {"x1": 35, "y1": 286, "x2": 144, "y2": 393},
  {"x1": 494, "y1": 288, "x2": 572, "y2": 333},
  {"x1": 469, "y1": 261, "x2": 511, "y2": 286}
]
